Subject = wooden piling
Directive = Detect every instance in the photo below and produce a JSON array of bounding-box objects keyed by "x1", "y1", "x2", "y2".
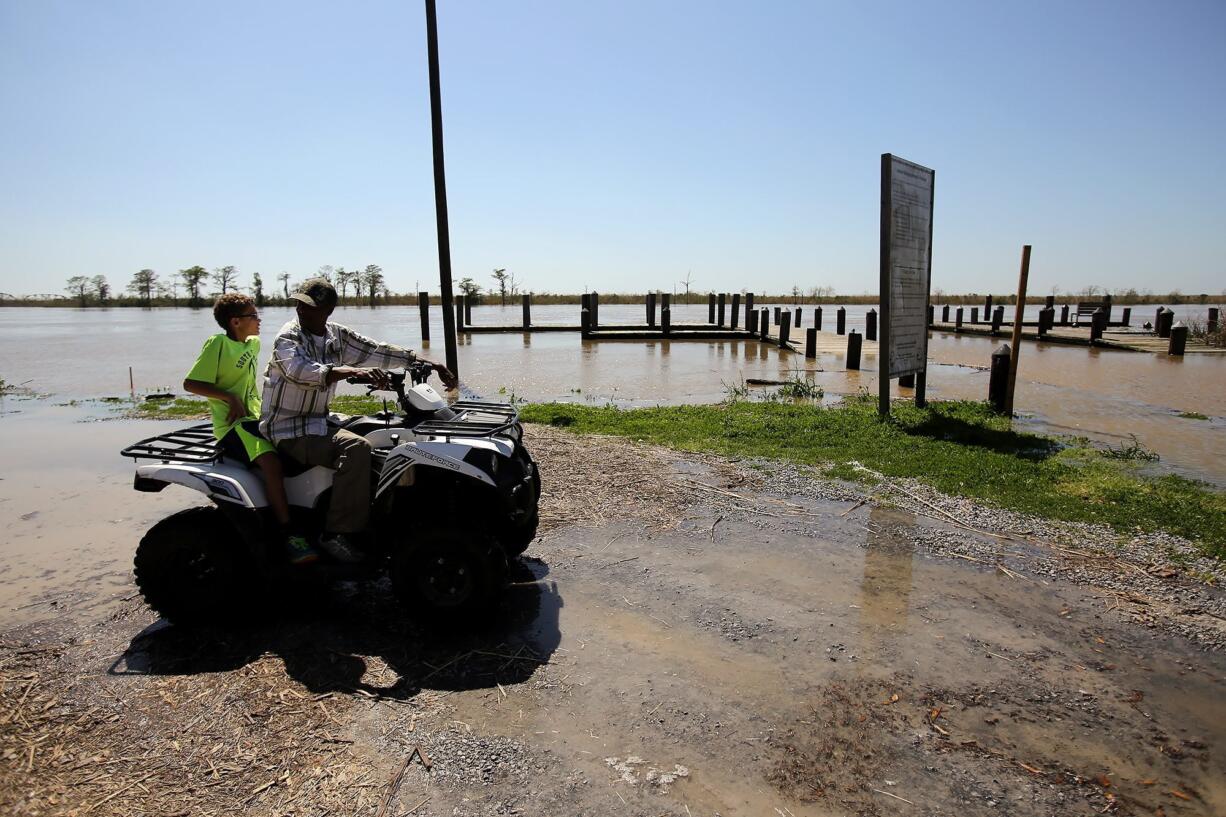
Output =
[
  {"x1": 1090, "y1": 308, "x2": 1105, "y2": 343},
  {"x1": 745, "y1": 293, "x2": 754, "y2": 323},
  {"x1": 464, "y1": 295, "x2": 472, "y2": 324},
  {"x1": 985, "y1": 294, "x2": 993, "y2": 318},
  {"x1": 646, "y1": 292, "x2": 657, "y2": 327},
  {"x1": 942, "y1": 305, "x2": 950, "y2": 322},
  {"x1": 793, "y1": 307, "x2": 801, "y2": 328},
  {"x1": 805, "y1": 327, "x2": 816, "y2": 358},
  {"x1": 779, "y1": 311, "x2": 792, "y2": 348},
  {"x1": 815, "y1": 306, "x2": 823, "y2": 331},
  {"x1": 1209, "y1": 307, "x2": 1220, "y2": 333},
  {"x1": 455, "y1": 295, "x2": 465, "y2": 332},
  {"x1": 1154, "y1": 307, "x2": 1164, "y2": 333},
  {"x1": 988, "y1": 344, "x2": 1010, "y2": 412},
  {"x1": 522, "y1": 293, "x2": 531, "y2": 328},
  {"x1": 418, "y1": 291, "x2": 431, "y2": 341},
  {"x1": 747, "y1": 307, "x2": 758, "y2": 334},
  {"x1": 580, "y1": 293, "x2": 591, "y2": 338},
  {"x1": 731, "y1": 293, "x2": 741, "y2": 329},
  {"x1": 927, "y1": 304, "x2": 935, "y2": 326},
  {"x1": 661, "y1": 293, "x2": 671, "y2": 335},
  {"x1": 591, "y1": 292, "x2": 600, "y2": 328},
  {"x1": 836, "y1": 307, "x2": 846, "y2": 335},
  {"x1": 717, "y1": 293, "x2": 726, "y2": 327},
  {"x1": 774, "y1": 306, "x2": 781, "y2": 323},
  {"x1": 846, "y1": 330, "x2": 861, "y2": 370},
  {"x1": 971, "y1": 307, "x2": 979, "y2": 324},
  {"x1": 866, "y1": 308, "x2": 878, "y2": 341},
  {"x1": 1045, "y1": 295, "x2": 1055, "y2": 310},
  {"x1": 1004, "y1": 244, "x2": 1031, "y2": 417},
  {"x1": 1120, "y1": 307, "x2": 1130, "y2": 326},
  {"x1": 708, "y1": 293, "x2": 716, "y2": 324},
  {"x1": 760, "y1": 308, "x2": 770, "y2": 341},
  {"x1": 991, "y1": 306, "x2": 1003, "y2": 335},
  {"x1": 1060, "y1": 304, "x2": 1070, "y2": 325},
  {"x1": 1169, "y1": 322, "x2": 1188, "y2": 356},
  {"x1": 1157, "y1": 308, "x2": 1174, "y2": 338},
  {"x1": 955, "y1": 307, "x2": 964, "y2": 332}
]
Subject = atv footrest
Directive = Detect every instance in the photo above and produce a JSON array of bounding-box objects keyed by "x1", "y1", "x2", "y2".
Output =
[{"x1": 121, "y1": 423, "x2": 221, "y2": 463}]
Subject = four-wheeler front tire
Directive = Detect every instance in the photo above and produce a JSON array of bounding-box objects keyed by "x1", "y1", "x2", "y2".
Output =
[
  {"x1": 133, "y1": 506, "x2": 255, "y2": 627},
  {"x1": 391, "y1": 526, "x2": 506, "y2": 626}
]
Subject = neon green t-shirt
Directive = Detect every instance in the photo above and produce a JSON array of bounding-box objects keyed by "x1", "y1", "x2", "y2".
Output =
[{"x1": 185, "y1": 334, "x2": 262, "y2": 439}]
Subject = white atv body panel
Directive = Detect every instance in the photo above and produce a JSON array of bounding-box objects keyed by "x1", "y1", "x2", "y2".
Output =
[
  {"x1": 136, "y1": 462, "x2": 333, "y2": 510},
  {"x1": 406, "y1": 383, "x2": 447, "y2": 411}
]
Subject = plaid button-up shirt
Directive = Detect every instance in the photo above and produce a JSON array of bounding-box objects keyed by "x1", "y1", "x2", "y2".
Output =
[{"x1": 259, "y1": 319, "x2": 416, "y2": 442}]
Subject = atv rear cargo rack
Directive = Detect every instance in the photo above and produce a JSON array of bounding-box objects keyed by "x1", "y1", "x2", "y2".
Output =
[
  {"x1": 413, "y1": 399, "x2": 520, "y2": 439},
  {"x1": 120, "y1": 423, "x2": 221, "y2": 463}
]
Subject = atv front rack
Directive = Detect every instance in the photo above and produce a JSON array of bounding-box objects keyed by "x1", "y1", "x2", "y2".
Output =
[
  {"x1": 412, "y1": 399, "x2": 520, "y2": 439},
  {"x1": 121, "y1": 423, "x2": 221, "y2": 463}
]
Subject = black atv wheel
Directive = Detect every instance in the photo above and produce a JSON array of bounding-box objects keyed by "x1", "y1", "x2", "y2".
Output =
[
  {"x1": 391, "y1": 527, "x2": 506, "y2": 625},
  {"x1": 501, "y1": 509, "x2": 539, "y2": 558},
  {"x1": 133, "y1": 507, "x2": 255, "y2": 626}
]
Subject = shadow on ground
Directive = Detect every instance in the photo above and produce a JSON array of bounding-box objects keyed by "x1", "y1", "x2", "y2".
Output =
[{"x1": 108, "y1": 558, "x2": 561, "y2": 698}]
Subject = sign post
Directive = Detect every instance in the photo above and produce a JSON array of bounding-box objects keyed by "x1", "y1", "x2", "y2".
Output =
[{"x1": 878, "y1": 154, "x2": 935, "y2": 419}]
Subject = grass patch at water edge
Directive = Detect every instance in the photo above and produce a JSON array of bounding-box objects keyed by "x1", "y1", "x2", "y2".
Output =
[{"x1": 520, "y1": 397, "x2": 1226, "y2": 558}]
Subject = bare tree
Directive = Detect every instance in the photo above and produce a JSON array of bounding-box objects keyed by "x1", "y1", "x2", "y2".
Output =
[
  {"x1": 212, "y1": 265, "x2": 239, "y2": 295},
  {"x1": 65, "y1": 276, "x2": 90, "y2": 307},
  {"x1": 335, "y1": 267, "x2": 352, "y2": 299},
  {"x1": 318, "y1": 265, "x2": 334, "y2": 282},
  {"x1": 278, "y1": 271, "x2": 290, "y2": 299},
  {"x1": 680, "y1": 270, "x2": 694, "y2": 305},
  {"x1": 91, "y1": 275, "x2": 110, "y2": 303}
]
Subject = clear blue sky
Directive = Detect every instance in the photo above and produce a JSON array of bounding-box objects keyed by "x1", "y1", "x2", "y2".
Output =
[{"x1": 2, "y1": 0, "x2": 1223, "y2": 298}]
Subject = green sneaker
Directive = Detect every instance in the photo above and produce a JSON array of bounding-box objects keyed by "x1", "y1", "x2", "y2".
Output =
[{"x1": 285, "y1": 533, "x2": 319, "y2": 566}]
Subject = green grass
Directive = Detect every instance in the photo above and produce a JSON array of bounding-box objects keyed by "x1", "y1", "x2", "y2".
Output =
[
  {"x1": 520, "y1": 396, "x2": 1226, "y2": 558},
  {"x1": 1179, "y1": 411, "x2": 1210, "y2": 421}
]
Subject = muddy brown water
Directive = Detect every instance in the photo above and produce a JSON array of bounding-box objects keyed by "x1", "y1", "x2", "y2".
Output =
[
  {"x1": 3, "y1": 407, "x2": 1225, "y2": 815},
  {"x1": 1, "y1": 304, "x2": 1223, "y2": 485}
]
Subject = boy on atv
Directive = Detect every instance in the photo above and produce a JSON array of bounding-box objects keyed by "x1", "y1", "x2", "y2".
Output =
[
  {"x1": 259, "y1": 278, "x2": 456, "y2": 563},
  {"x1": 183, "y1": 293, "x2": 319, "y2": 565}
]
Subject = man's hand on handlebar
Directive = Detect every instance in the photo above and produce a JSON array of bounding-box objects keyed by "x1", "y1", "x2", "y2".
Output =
[
  {"x1": 333, "y1": 366, "x2": 389, "y2": 387},
  {"x1": 420, "y1": 359, "x2": 458, "y2": 390}
]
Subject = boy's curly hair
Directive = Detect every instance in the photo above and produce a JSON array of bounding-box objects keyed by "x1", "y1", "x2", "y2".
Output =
[{"x1": 213, "y1": 292, "x2": 255, "y2": 330}]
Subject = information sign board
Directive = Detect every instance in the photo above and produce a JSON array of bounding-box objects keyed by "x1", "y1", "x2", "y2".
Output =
[{"x1": 879, "y1": 154, "x2": 935, "y2": 415}]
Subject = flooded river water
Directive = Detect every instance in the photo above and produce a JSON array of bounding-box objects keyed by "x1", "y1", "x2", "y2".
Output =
[{"x1": 1, "y1": 304, "x2": 1223, "y2": 484}]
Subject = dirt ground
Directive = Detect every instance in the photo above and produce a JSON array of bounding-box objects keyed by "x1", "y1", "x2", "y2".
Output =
[{"x1": 2, "y1": 422, "x2": 1225, "y2": 816}]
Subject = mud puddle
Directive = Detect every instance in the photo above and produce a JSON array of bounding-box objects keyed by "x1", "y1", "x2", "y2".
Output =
[{"x1": 371, "y1": 509, "x2": 1226, "y2": 816}]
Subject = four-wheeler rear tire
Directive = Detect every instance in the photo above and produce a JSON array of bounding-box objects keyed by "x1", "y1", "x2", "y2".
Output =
[
  {"x1": 391, "y1": 526, "x2": 506, "y2": 626},
  {"x1": 133, "y1": 507, "x2": 255, "y2": 627}
]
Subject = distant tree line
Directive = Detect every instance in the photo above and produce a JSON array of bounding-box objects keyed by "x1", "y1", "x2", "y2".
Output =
[{"x1": 2, "y1": 269, "x2": 1221, "y2": 308}]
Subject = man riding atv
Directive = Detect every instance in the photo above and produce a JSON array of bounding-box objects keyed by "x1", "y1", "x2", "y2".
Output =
[{"x1": 261, "y1": 277, "x2": 457, "y2": 562}]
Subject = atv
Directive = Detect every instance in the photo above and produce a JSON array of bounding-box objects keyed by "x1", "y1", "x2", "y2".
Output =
[{"x1": 120, "y1": 362, "x2": 541, "y2": 627}]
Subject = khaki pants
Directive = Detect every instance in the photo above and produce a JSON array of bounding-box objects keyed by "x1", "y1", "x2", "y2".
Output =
[{"x1": 277, "y1": 430, "x2": 371, "y2": 533}]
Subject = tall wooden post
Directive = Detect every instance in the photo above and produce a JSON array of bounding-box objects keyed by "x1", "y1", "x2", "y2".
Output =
[
  {"x1": 418, "y1": 291, "x2": 431, "y2": 341},
  {"x1": 717, "y1": 293, "x2": 726, "y2": 327},
  {"x1": 522, "y1": 293, "x2": 531, "y2": 329},
  {"x1": 778, "y1": 311, "x2": 791, "y2": 348},
  {"x1": 731, "y1": 293, "x2": 741, "y2": 329},
  {"x1": 425, "y1": 0, "x2": 458, "y2": 377},
  {"x1": 805, "y1": 327, "x2": 817, "y2": 358},
  {"x1": 661, "y1": 293, "x2": 671, "y2": 335},
  {"x1": 646, "y1": 292, "x2": 657, "y2": 327},
  {"x1": 1003, "y1": 245, "x2": 1031, "y2": 415},
  {"x1": 815, "y1": 306, "x2": 822, "y2": 331},
  {"x1": 744, "y1": 293, "x2": 754, "y2": 325},
  {"x1": 708, "y1": 293, "x2": 716, "y2": 324},
  {"x1": 866, "y1": 309, "x2": 877, "y2": 341}
]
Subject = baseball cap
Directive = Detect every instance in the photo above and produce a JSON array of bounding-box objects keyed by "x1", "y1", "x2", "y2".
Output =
[{"x1": 290, "y1": 277, "x2": 338, "y2": 308}]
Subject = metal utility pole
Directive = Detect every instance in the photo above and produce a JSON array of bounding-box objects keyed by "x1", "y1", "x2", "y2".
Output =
[{"x1": 425, "y1": 0, "x2": 458, "y2": 378}]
